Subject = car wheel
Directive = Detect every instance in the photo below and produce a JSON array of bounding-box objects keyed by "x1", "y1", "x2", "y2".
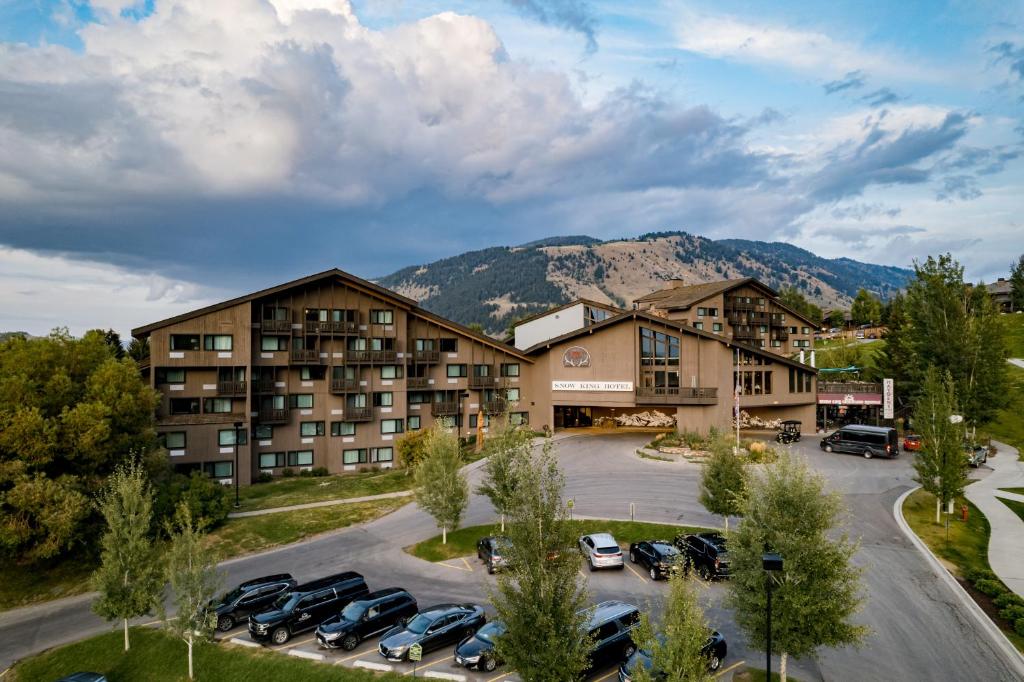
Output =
[
  {"x1": 630, "y1": 551, "x2": 637, "y2": 563},
  {"x1": 342, "y1": 633, "x2": 359, "y2": 651},
  {"x1": 699, "y1": 565, "x2": 711, "y2": 581},
  {"x1": 488, "y1": 562, "x2": 495, "y2": 575},
  {"x1": 824, "y1": 444, "x2": 833, "y2": 453},
  {"x1": 216, "y1": 615, "x2": 234, "y2": 632},
  {"x1": 650, "y1": 567, "x2": 658, "y2": 581},
  {"x1": 863, "y1": 449, "x2": 873, "y2": 459},
  {"x1": 708, "y1": 655, "x2": 721, "y2": 671},
  {"x1": 271, "y1": 626, "x2": 290, "y2": 645},
  {"x1": 482, "y1": 655, "x2": 497, "y2": 672},
  {"x1": 589, "y1": 558, "x2": 596, "y2": 572}
]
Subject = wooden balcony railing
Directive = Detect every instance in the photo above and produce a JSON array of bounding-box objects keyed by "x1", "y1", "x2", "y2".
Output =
[
  {"x1": 635, "y1": 387, "x2": 718, "y2": 405},
  {"x1": 469, "y1": 375, "x2": 497, "y2": 389},
  {"x1": 216, "y1": 380, "x2": 247, "y2": 395},
  {"x1": 431, "y1": 401, "x2": 460, "y2": 416},
  {"x1": 483, "y1": 399, "x2": 508, "y2": 415},
  {"x1": 261, "y1": 319, "x2": 292, "y2": 333},
  {"x1": 253, "y1": 378, "x2": 277, "y2": 394},
  {"x1": 258, "y1": 408, "x2": 288, "y2": 424},
  {"x1": 725, "y1": 297, "x2": 756, "y2": 312},
  {"x1": 330, "y1": 378, "x2": 359, "y2": 394},
  {"x1": 304, "y1": 320, "x2": 358, "y2": 334},
  {"x1": 290, "y1": 349, "x2": 323, "y2": 364},
  {"x1": 347, "y1": 350, "x2": 398, "y2": 364},
  {"x1": 412, "y1": 350, "x2": 440, "y2": 364},
  {"x1": 345, "y1": 407, "x2": 374, "y2": 422},
  {"x1": 406, "y1": 377, "x2": 430, "y2": 389}
]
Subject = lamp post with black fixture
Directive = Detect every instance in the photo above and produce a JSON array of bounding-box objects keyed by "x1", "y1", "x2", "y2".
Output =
[
  {"x1": 233, "y1": 420, "x2": 242, "y2": 509},
  {"x1": 762, "y1": 552, "x2": 783, "y2": 681}
]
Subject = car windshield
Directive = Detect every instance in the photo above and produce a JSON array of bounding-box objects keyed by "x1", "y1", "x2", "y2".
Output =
[
  {"x1": 476, "y1": 622, "x2": 505, "y2": 642},
  {"x1": 652, "y1": 543, "x2": 678, "y2": 556},
  {"x1": 272, "y1": 593, "x2": 299, "y2": 611},
  {"x1": 341, "y1": 601, "x2": 366, "y2": 621},
  {"x1": 219, "y1": 587, "x2": 245, "y2": 604},
  {"x1": 405, "y1": 614, "x2": 432, "y2": 634}
]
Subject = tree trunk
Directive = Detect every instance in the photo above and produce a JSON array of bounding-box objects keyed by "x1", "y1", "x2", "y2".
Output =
[
  {"x1": 936, "y1": 496, "x2": 941, "y2": 524},
  {"x1": 187, "y1": 633, "x2": 194, "y2": 680},
  {"x1": 724, "y1": 516, "x2": 729, "y2": 534},
  {"x1": 124, "y1": 618, "x2": 130, "y2": 652},
  {"x1": 500, "y1": 513, "x2": 505, "y2": 533},
  {"x1": 442, "y1": 526, "x2": 447, "y2": 544},
  {"x1": 780, "y1": 651, "x2": 788, "y2": 682}
]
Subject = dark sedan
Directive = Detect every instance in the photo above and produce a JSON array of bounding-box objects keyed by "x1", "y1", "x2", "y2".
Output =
[
  {"x1": 316, "y1": 588, "x2": 417, "y2": 651},
  {"x1": 454, "y1": 620, "x2": 506, "y2": 672},
  {"x1": 378, "y1": 603, "x2": 485, "y2": 662},
  {"x1": 628, "y1": 540, "x2": 683, "y2": 580},
  {"x1": 617, "y1": 631, "x2": 728, "y2": 679}
]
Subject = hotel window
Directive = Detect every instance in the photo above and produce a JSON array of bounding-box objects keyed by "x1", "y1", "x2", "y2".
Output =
[
  {"x1": 510, "y1": 412, "x2": 529, "y2": 426},
  {"x1": 756, "y1": 297, "x2": 766, "y2": 306},
  {"x1": 436, "y1": 415, "x2": 462, "y2": 429},
  {"x1": 254, "y1": 425, "x2": 273, "y2": 440},
  {"x1": 415, "y1": 339, "x2": 435, "y2": 351},
  {"x1": 470, "y1": 414, "x2": 489, "y2": 429},
  {"x1": 203, "y1": 461, "x2": 233, "y2": 478},
  {"x1": 693, "y1": 322, "x2": 703, "y2": 330},
  {"x1": 439, "y1": 338, "x2": 458, "y2": 353},
  {"x1": 447, "y1": 364, "x2": 468, "y2": 378},
  {"x1": 697, "y1": 307, "x2": 707, "y2": 317},
  {"x1": 793, "y1": 339, "x2": 810, "y2": 348},
  {"x1": 505, "y1": 387, "x2": 521, "y2": 402},
  {"x1": 347, "y1": 393, "x2": 367, "y2": 408},
  {"x1": 161, "y1": 431, "x2": 186, "y2": 449},
  {"x1": 712, "y1": 322, "x2": 723, "y2": 332},
  {"x1": 759, "y1": 325, "x2": 768, "y2": 333},
  {"x1": 287, "y1": 451, "x2": 314, "y2": 467},
  {"x1": 300, "y1": 421, "x2": 325, "y2": 437},
  {"x1": 169, "y1": 334, "x2": 200, "y2": 351},
  {"x1": 331, "y1": 421, "x2": 355, "y2": 437},
  {"x1": 500, "y1": 363, "x2": 520, "y2": 377},
  {"x1": 373, "y1": 392, "x2": 393, "y2": 407},
  {"x1": 306, "y1": 308, "x2": 328, "y2": 322},
  {"x1": 261, "y1": 336, "x2": 286, "y2": 351},
  {"x1": 369, "y1": 337, "x2": 395, "y2": 351},
  {"x1": 218, "y1": 428, "x2": 246, "y2": 446},
  {"x1": 733, "y1": 370, "x2": 773, "y2": 396},
  {"x1": 263, "y1": 306, "x2": 289, "y2": 321},
  {"x1": 300, "y1": 366, "x2": 326, "y2": 381},
  {"x1": 707, "y1": 307, "x2": 719, "y2": 317},
  {"x1": 584, "y1": 306, "x2": 612, "y2": 325},
  {"x1": 204, "y1": 398, "x2": 232, "y2": 414},
  {"x1": 788, "y1": 326, "x2": 797, "y2": 334},
  {"x1": 348, "y1": 337, "x2": 367, "y2": 351},
  {"x1": 408, "y1": 416, "x2": 421, "y2": 430},
  {"x1": 370, "y1": 309, "x2": 394, "y2": 324},
  {"x1": 289, "y1": 394, "x2": 314, "y2": 409},
  {"x1": 260, "y1": 452, "x2": 285, "y2": 469},
  {"x1": 381, "y1": 365, "x2": 403, "y2": 379},
  {"x1": 204, "y1": 335, "x2": 232, "y2": 351},
  {"x1": 371, "y1": 447, "x2": 394, "y2": 463},
  {"x1": 381, "y1": 419, "x2": 404, "y2": 434},
  {"x1": 343, "y1": 449, "x2": 367, "y2": 465},
  {"x1": 473, "y1": 364, "x2": 491, "y2": 377},
  {"x1": 802, "y1": 326, "x2": 811, "y2": 334},
  {"x1": 640, "y1": 327, "x2": 681, "y2": 390},
  {"x1": 771, "y1": 339, "x2": 781, "y2": 347},
  {"x1": 408, "y1": 392, "x2": 429, "y2": 404},
  {"x1": 332, "y1": 309, "x2": 357, "y2": 323},
  {"x1": 156, "y1": 368, "x2": 186, "y2": 384}
]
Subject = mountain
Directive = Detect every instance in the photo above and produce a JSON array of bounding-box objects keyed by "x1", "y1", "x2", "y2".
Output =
[{"x1": 376, "y1": 231, "x2": 913, "y2": 335}]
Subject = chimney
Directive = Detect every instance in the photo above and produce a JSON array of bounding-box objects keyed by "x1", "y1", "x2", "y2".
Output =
[{"x1": 663, "y1": 278, "x2": 686, "y2": 290}]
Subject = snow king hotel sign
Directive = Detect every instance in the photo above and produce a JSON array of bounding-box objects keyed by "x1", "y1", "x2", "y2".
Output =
[{"x1": 554, "y1": 346, "x2": 634, "y2": 392}]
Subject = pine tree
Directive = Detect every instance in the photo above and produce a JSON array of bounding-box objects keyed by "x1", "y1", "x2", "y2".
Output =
[
  {"x1": 912, "y1": 368, "x2": 968, "y2": 523},
  {"x1": 91, "y1": 459, "x2": 164, "y2": 652},
  {"x1": 726, "y1": 455, "x2": 868, "y2": 682},
  {"x1": 629, "y1": 572, "x2": 715, "y2": 682},
  {"x1": 1010, "y1": 254, "x2": 1024, "y2": 312},
  {"x1": 413, "y1": 425, "x2": 469, "y2": 544},
  {"x1": 698, "y1": 436, "x2": 746, "y2": 533},
  {"x1": 163, "y1": 504, "x2": 221, "y2": 680}
]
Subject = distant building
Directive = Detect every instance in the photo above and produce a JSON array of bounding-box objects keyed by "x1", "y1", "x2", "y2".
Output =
[{"x1": 986, "y1": 278, "x2": 1014, "y2": 313}]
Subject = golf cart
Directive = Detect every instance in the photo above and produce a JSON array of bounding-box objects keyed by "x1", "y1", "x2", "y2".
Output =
[{"x1": 776, "y1": 420, "x2": 802, "y2": 444}]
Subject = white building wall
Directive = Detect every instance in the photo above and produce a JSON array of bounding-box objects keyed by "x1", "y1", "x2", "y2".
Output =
[{"x1": 513, "y1": 303, "x2": 586, "y2": 350}]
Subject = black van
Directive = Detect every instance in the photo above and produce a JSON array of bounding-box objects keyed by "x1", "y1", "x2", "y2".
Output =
[
  {"x1": 249, "y1": 571, "x2": 369, "y2": 645},
  {"x1": 820, "y1": 425, "x2": 898, "y2": 459}
]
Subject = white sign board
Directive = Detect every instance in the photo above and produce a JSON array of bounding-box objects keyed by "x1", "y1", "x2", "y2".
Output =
[
  {"x1": 552, "y1": 381, "x2": 634, "y2": 392},
  {"x1": 882, "y1": 378, "x2": 894, "y2": 419}
]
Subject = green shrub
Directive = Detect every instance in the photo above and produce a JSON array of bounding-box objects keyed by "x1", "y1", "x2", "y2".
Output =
[
  {"x1": 298, "y1": 469, "x2": 313, "y2": 477},
  {"x1": 999, "y1": 604, "x2": 1024, "y2": 623},
  {"x1": 993, "y1": 592, "x2": 1024, "y2": 610},
  {"x1": 281, "y1": 468, "x2": 296, "y2": 478},
  {"x1": 254, "y1": 472, "x2": 273, "y2": 484},
  {"x1": 311, "y1": 466, "x2": 329, "y2": 477},
  {"x1": 153, "y1": 470, "x2": 231, "y2": 531},
  {"x1": 680, "y1": 429, "x2": 707, "y2": 449},
  {"x1": 974, "y1": 579, "x2": 1005, "y2": 597},
  {"x1": 1016, "y1": 618, "x2": 1024, "y2": 637},
  {"x1": 396, "y1": 429, "x2": 431, "y2": 471},
  {"x1": 966, "y1": 568, "x2": 998, "y2": 584}
]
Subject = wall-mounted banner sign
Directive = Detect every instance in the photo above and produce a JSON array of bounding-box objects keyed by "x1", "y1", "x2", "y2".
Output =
[
  {"x1": 552, "y1": 381, "x2": 634, "y2": 392},
  {"x1": 883, "y1": 378, "x2": 894, "y2": 419},
  {"x1": 562, "y1": 346, "x2": 591, "y2": 367}
]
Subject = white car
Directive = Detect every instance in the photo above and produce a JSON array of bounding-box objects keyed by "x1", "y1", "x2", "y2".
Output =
[{"x1": 579, "y1": 533, "x2": 624, "y2": 571}]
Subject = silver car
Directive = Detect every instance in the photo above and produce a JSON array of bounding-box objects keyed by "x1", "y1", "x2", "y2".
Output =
[{"x1": 579, "y1": 532, "x2": 624, "y2": 571}]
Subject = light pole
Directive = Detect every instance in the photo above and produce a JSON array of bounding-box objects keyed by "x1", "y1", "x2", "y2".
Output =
[
  {"x1": 233, "y1": 420, "x2": 242, "y2": 509},
  {"x1": 763, "y1": 552, "x2": 783, "y2": 680}
]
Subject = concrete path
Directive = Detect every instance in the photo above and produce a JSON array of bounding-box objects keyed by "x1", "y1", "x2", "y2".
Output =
[
  {"x1": 227, "y1": 489, "x2": 414, "y2": 518},
  {"x1": 964, "y1": 440, "x2": 1024, "y2": 598},
  {"x1": 1009, "y1": 358, "x2": 1024, "y2": 370}
]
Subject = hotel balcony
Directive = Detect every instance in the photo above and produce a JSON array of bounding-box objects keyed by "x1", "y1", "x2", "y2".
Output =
[
  {"x1": 347, "y1": 350, "x2": 398, "y2": 364},
  {"x1": 304, "y1": 320, "x2": 359, "y2": 335},
  {"x1": 258, "y1": 408, "x2": 288, "y2": 424},
  {"x1": 330, "y1": 378, "x2": 360, "y2": 394},
  {"x1": 290, "y1": 349, "x2": 323, "y2": 364},
  {"x1": 345, "y1": 407, "x2": 374, "y2": 422},
  {"x1": 253, "y1": 378, "x2": 277, "y2": 394},
  {"x1": 157, "y1": 412, "x2": 248, "y2": 427},
  {"x1": 635, "y1": 387, "x2": 718, "y2": 406},
  {"x1": 261, "y1": 319, "x2": 292, "y2": 333},
  {"x1": 732, "y1": 326, "x2": 757, "y2": 340},
  {"x1": 412, "y1": 349, "x2": 440, "y2": 364},
  {"x1": 216, "y1": 380, "x2": 247, "y2": 396},
  {"x1": 406, "y1": 377, "x2": 431, "y2": 389},
  {"x1": 725, "y1": 297, "x2": 756, "y2": 312},
  {"x1": 483, "y1": 399, "x2": 508, "y2": 415},
  {"x1": 469, "y1": 375, "x2": 498, "y2": 390},
  {"x1": 431, "y1": 401, "x2": 460, "y2": 416}
]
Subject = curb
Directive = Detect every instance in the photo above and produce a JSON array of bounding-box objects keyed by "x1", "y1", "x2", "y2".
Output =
[
  {"x1": 228, "y1": 490, "x2": 414, "y2": 518},
  {"x1": 287, "y1": 649, "x2": 325, "y2": 661},
  {"x1": 228, "y1": 637, "x2": 261, "y2": 648},
  {"x1": 354, "y1": 660, "x2": 393, "y2": 671},
  {"x1": 893, "y1": 486, "x2": 1024, "y2": 676}
]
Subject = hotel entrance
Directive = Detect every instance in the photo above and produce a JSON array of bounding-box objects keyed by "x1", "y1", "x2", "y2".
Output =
[{"x1": 555, "y1": 406, "x2": 593, "y2": 428}]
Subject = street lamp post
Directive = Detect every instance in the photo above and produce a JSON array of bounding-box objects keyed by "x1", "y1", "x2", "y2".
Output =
[
  {"x1": 233, "y1": 420, "x2": 242, "y2": 509},
  {"x1": 762, "y1": 552, "x2": 784, "y2": 680}
]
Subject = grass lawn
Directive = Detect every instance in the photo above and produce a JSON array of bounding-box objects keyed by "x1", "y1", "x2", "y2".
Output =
[
  {"x1": 237, "y1": 468, "x2": 412, "y2": 511},
  {"x1": 981, "y1": 363, "x2": 1024, "y2": 461},
  {"x1": 1000, "y1": 488, "x2": 1024, "y2": 495},
  {"x1": 999, "y1": 496, "x2": 1024, "y2": 524},
  {"x1": 740, "y1": 668, "x2": 805, "y2": 682},
  {"x1": 812, "y1": 338, "x2": 886, "y2": 376},
  {"x1": 406, "y1": 520, "x2": 714, "y2": 563},
  {"x1": 903, "y1": 488, "x2": 1024, "y2": 652},
  {"x1": 0, "y1": 559, "x2": 95, "y2": 611},
  {"x1": 9, "y1": 626, "x2": 403, "y2": 682},
  {"x1": 1003, "y1": 313, "x2": 1024, "y2": 359},
  {"x1": 204, "y1": 497, "x2": 409, "y2": 559}
]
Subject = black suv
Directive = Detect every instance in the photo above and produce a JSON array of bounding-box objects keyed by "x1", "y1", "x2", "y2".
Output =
[
  {"x1": 628, "y1": 540, "x2": 683, "y2": 581},
  {"x1": 455, "y1": 620, "x2": 506, "y2": 672},
  {"x1": 378, "y1": 603, "x2": 485, "y2": 662},
  {"x1": 675, "y1": 533, "x2": 730, "y2": 580},
  {"x1": 315, "y1": 588, "x2": 418, "y2": 651},
  {"x1": 477, "y1": 536, "x2": 511, "y2": 574},
  {"x1": 249, "y1": 572, "x2": 369, "y2": 645},
  {"x1": 584, "y1": 601, "x2": 641, "y2": 677},
  {"x1": 618, "y1": 630, "x2": 728, "y2": 679},
  {"x1": 211, "y1": 574, "x2": 296, "y2": 632}
]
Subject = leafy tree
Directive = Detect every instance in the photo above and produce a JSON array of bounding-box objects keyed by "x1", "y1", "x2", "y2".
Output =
[
  {"x1": 413, "y1": 426, "x2": 469, "y2": 544},
  {"x1": 89, "y1": 328, "x2": 125, "y2": 359},
  {"x1": 151, "y1": 469, "x2": 231, "y2": 533},
  {"x1": 778, "y1": 286, "x2": 823, "y2": 325},
  {"x1": 396, "y1": 428, "x2": 431, "y2": 472},
  {"x1": 1010, "y1": 254, "x2": 1024, "y2": 312},
  {"x1": 630, "y1": 572, "x2": 714, "y2": 682},
  {"x1": 912, "y1": 368, "x2": 967, "y2": 523},
  {"x1": 476, "y1": 417, "x2": 533, "y2": 532},
  {"x1": 163, "y1": 504, "x2": 221, "y2": 681},
  {"x1": 91, "y1": 459, "x2": 164, "y2": 651},
  {"x1": 876, "y1": 292, "x2": 917, "y2": 405},
  {"x1": 491, "y1": 440, "x2": 593, "y2": 682},
  {"x1": 127, "y1": 337, "x2": 150, "y2": 364},
  {"x1": 849, "y1": 288, "x2": 882, "y2": 326},
  {"x1": 698, "y1": 435, "x2": 746, "y2": 533},
  {"x1": 726, "y1": 455, "x2": 867, "y2": 682}
]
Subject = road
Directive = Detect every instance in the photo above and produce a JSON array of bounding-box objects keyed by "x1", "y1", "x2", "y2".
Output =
[{"x1": 1, "y1": 432, "x2": 1022, "y2": 681}]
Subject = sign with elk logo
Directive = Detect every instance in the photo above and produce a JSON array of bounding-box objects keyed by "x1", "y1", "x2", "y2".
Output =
[{"x1": 562, "y1": 346, "x2": 591, "y2": 367}]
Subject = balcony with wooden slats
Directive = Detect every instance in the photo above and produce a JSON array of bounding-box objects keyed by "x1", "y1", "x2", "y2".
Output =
[
  {"x1": 261, "y1": 319, "x2": 292, "y2": 333},
  {"x1": 257, "y1": 408, "x2": 288, "y2": 424},
  {"x1": 330, "y1": 377, "x2": 360, "y2": 394},
  {"x1": 304, "y1": 320, "x2": 359, "y2": 335},
  {"x1": 483, "y1": 399, "x2": 508, "y2": 415},
  {"x1": 412, "y1": 349, "x2": 440, "y2": 364},
  {"x1": 216, "y1": 380, "x2": 247, "y2": 396},
  {"x1": 253, "y1": 378, "x2": 277, "y2": 394},
  {"x1": 347, "y1": 350, "x2": 398, "y2": 364},
  {"x1": 406, "y1": 377, "x2": 430, "y2": 389},
  {"x1": 431, "y1": 401, "x2": 460, "y2": 416},
  {"x1": 635, "y1": 387, "x2": 718, "y2": 405},
  {"x1": 469, "y1": 374, "x2": 498, "y2": 390},
  {"x1": 345, "y1": 407, "x2": 374, "y2": 422},
  {"x1": 290, "y1": 349, "x2": 323, "y2": 364}
]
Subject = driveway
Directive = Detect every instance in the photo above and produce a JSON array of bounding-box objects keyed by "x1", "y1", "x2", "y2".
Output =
[{"x1": 1, "y1": 432, "x2": 1022, "y2": 681}]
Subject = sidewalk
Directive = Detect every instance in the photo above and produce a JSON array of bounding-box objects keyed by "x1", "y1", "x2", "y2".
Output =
[
  {"x1": 227, "y1": 490, "x2": 413, "y2": 518},
  {"x1": 964, "y1": 440, "x2": 1024, "y2": 598}
]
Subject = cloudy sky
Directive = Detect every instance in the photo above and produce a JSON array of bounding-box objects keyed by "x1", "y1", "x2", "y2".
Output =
[{"x1": 1, "y1": 0, "x2": 1022, "y2": 337}]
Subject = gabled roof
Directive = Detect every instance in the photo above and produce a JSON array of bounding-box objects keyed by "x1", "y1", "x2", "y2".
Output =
[
  {"x1": 521, "y1": 308, "x2": 817, "y2": 372},
  {"x1": 634, "y1": 276, "x2": 819, "y2": 327},
  {"x1": 511, "y1": 298, "x2": 622, "y2": 329},
  {"x1": 132, "y1": 268, "x2": 533, "y2": 361}
]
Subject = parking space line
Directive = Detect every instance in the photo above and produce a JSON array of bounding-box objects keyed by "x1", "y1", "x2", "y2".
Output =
[
  {"x1": 438, "y1": 560, "x2": 474, "y2": 572},
  {"x1": 624, "y1": 562, "x2": 648, "y2": 583},
  {"x1": 714, "y1": 660, "x2": 744, "y2": 678},
  {"x1": 404, "y1": 655, "x2": 451, "y2": 675},
  {"x1": 592, "y1": 670, "x2": 618, "y2": 682},
  {"x1": 578, "y1": 569, "x2": 586, "y2": 579},
  {"x1": 460, "y1": 556, "x2": 474, "y2": 572},
  {"x1": 280, "y1": 635, "x2": 316, "y2": 650},
  {"x1": 485, "y1": 673, "x2": 510, "y2": 682}
]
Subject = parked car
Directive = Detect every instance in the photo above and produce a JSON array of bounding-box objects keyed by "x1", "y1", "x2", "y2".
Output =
[
  {"x1": 966, "y1": 444, "x2": 989, "y2": 468},
  {"x1": 583, "y1": 601, "x2": 642, "y2": 676},
  {"x1": 617, "y1": 631, "x2": 728, "y2": 679},
  {"x1": 315, "y1": 588, "x2": 418, "y2": 651},
  {"x1": 579, "y1": 532, "x2": 624, "y2": 571},
  {"x1": 455, "y1": 620, "x2": 506, "y2": 672},
  {"x1": 675, "y1": 533, "x2": 730, "y2": 580},
  {"x1": 55, "y1": 675, "x2": 108, "y2": 682},
  {"x1": 210, "y1": 573, "x2": 296, "y2": 632},
  {"x1": 819, "y1": 425, "x2": 898, "y2": 459},
  {"x1": 628, "y1": 540, "x2": 683, "y2": 580},
  {"x1": 378, "y1": 603, "x2": 486, "y2": 662},
  {"x1": 903, "y1": 434, "x2": 922, "y2": 452},
  {"x1": 477, "y1": 536, "x2": 512, "y2": 574},
  {"x1": 249, "y1": 572, "x2": 369, "y2": 645}
]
